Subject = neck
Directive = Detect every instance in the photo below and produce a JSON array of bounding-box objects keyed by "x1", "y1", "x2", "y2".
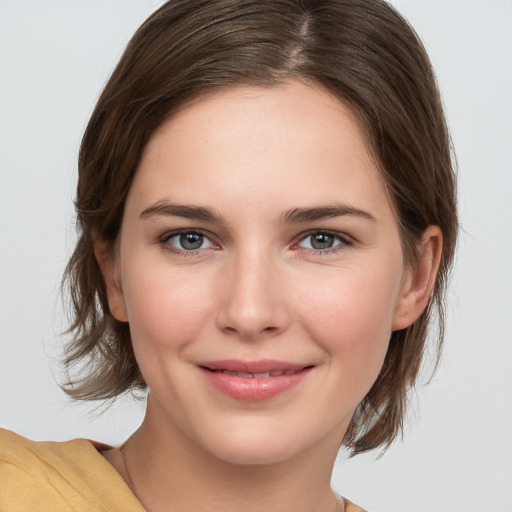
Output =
[{"x1": 120, "y1": 399, "x2": 345, "y2": 512}]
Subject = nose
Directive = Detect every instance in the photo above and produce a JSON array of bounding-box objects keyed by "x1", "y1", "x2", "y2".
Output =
[{"x1": 215, "y1": 250, "x2": 290, "y2": 340}]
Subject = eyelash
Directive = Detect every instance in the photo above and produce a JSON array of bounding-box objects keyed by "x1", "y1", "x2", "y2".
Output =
[{"x1": 158, "y1": 229, "x2": 353, "y2": 256}]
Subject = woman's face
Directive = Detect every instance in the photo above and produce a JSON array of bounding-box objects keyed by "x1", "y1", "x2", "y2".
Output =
[{"x1": 104, "y1": 81, "x2": 421, "y2": 465}]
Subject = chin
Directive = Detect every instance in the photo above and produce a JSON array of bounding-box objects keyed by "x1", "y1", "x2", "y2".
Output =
[
  {"x1": 192, "y1": 417, "x2": 321, "y2": 467},
  {"x1": 206, "y1": 438, "x2": 300, "y2": 466}
]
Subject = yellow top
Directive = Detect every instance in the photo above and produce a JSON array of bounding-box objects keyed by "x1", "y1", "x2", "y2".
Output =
[{"x1": 0, "y1": 429, "x2": 367, "y2": 512}]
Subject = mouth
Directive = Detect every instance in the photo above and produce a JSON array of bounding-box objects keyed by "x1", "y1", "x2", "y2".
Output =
[
  {"x1": 204, "y1": 368, "x2": 305, "y2": 378},
  {"x1": 197, "y1": 360, "x2": 313, "y2": 401}
]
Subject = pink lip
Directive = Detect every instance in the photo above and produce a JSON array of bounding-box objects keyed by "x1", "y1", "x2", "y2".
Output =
[{"x1": 198, "y1": 359, "x2": 313, "y2": 401}]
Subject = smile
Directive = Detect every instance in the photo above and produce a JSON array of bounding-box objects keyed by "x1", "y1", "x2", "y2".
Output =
[
  {"x1": 198, "y1": 360, "x2": 313, "y2": 401},
  {"x1": 208, "y1": 369, "x2": 303, "y2": 378}
]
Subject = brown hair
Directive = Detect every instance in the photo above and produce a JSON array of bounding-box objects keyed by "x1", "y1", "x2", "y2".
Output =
[{"x1": 62, "y1": 0, "x2": 457, "y2": 455}]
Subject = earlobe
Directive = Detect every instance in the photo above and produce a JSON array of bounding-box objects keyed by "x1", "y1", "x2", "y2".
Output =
[
  {"x1": 392, "y1": 226, "x2": 443, "y2": 331},
  {"x1": 93, "y1": 236, "x2": 128, "y2": 323}
]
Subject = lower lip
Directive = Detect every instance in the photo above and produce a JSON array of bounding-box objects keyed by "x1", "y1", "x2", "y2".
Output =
[{"x1": 200, "y1": 368, "x2": 311, "y2": 401}]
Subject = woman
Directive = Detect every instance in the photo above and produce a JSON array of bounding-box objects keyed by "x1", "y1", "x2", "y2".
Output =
[{"x1": 0, "y1": 1, "x2": 457, "y2": 511}]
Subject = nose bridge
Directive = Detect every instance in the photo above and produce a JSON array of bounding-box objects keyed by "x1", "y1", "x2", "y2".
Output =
[{"x1": 217, "y1": 244, "x2": 289, "y2": 339}]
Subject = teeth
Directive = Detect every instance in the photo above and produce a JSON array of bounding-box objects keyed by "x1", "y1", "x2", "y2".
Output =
[{"x1": 253, "y1": 372, "x2": 270, "y2": 378}]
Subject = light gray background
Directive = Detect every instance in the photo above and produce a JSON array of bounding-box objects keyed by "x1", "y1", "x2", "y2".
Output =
[{"x1": 0, "y1": 1, "x2": 511, "y2": 511}]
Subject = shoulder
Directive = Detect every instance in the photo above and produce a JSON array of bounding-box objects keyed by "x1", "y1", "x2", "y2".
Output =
[
  {"x1": 0, "y1": 428, "x2": 107, "y2": 484},
  {"x1": 0, "y1": 429, "x2": 143, "y2": 512},
  {"x1": 0, "y1": 427, "x2": 99, "y2": 464},
  {"x1": 344, "y1": 498, "x2": 369, "y2": 512}
]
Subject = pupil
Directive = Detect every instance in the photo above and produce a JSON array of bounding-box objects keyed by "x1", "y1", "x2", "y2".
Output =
[
  {"x1": 311, "y1": 233, "x2": 333, "y2": 249},
  {"x1": 180, "y1": 233, "x2": 203, "y2": 250}
]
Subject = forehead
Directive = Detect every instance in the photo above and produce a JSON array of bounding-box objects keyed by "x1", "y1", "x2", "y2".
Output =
[{"x1": 129, "y1": 81, "x2": 392, "y2": 220}]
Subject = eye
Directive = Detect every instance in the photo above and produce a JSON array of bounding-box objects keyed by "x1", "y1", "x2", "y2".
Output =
[
  {"x1": 163, "y1": 230, "x2": 215, "y2": 252},
  {"x1": 297, "y1": 231, "x2": 351, "y2": 252}
]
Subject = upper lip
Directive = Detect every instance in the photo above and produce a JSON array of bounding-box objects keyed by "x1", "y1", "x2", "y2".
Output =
[{"x1": 198, "y1": 359, "x2": 311, "y2": 373}]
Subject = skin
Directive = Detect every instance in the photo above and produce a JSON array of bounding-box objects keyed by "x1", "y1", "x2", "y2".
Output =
[{"x1": 97, "y1": 81, "x2": 442, "y2": 512}]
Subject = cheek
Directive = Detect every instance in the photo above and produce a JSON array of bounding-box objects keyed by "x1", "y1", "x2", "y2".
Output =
[
  {"x1": 121, "y1": 264, "x2": 215, "y2": 355},
  {"x1": 294, "y1": 266, "x2": 401, "y2": 379}
]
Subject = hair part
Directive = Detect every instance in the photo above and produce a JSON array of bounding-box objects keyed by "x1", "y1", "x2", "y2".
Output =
[{"x1": 62, "y1": 0, "x2": 457, "y2": 456}]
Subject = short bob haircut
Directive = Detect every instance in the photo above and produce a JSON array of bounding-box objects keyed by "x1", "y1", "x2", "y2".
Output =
[{"x1": 62, "y1": 0, "x2": 457, "y2": 456}]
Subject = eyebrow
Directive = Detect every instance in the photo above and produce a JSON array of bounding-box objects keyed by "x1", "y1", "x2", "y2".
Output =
[
  {"x1": 281, "y1": 204, "x2": 375, "y2": 223},
  {"x1": 140, "y1": 201, "x2": 375, "y2": 224},
  {"x1": 140, "y1": 201, "x2": 225, "y2": 223}
]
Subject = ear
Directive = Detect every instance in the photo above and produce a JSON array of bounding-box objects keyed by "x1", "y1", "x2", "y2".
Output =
[
  {"x1": 93, "y1": 235, "x2": 128, "y2": 323},
  {"x1": 392, "y1": 225, "x2": 443, "y2": 331}
]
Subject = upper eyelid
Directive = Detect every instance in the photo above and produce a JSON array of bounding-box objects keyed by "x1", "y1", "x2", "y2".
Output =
[
  {"x1": 295, "y1": 229, "x2": 353, "y2": 243},
  {"x1": 160, "y1": 228, "x2": 215, "y2": 242}
]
